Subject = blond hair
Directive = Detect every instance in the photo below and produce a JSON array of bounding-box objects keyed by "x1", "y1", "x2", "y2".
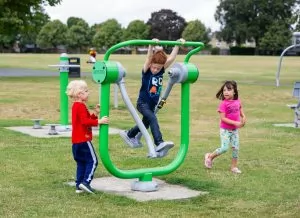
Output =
[{"x1": 66, "y1": 80, "x2": 87, "y2": 100}]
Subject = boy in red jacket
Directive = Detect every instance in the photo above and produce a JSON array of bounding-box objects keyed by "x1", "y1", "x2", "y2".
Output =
[{"x1": 66, "y1": 80, "x2": 109, "y2": 194}]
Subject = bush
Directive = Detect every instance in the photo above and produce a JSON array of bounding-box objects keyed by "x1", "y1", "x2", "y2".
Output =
[
  {"x1": 230, "y1": 46, "x2": 255, "y2": 55},
  {"x1": 211, "y1": 47, "x2": 220, "y2": 55}
]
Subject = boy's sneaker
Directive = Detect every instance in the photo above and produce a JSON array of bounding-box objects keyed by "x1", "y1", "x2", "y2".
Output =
[
  {"x1": 155, "y1": 141, "x2": 174, "y2": 152},
  {"x1": 231, "y1": 167, "x2": 242, "y2": 174},
  {"x1": 120, "y1": 130, "x2": 142, "y2": 148},
  {"x1": 156, "y1": 148, "x2": 170, "y2": 158},
  {"x1": 135, "y1": 134, "x2": 143, "y2": 147},
  {"x1": 155, "y1": 141, "x2": 174, "y2": 157},
  {"x1": 204, "y1": 153, "x2": 212, "y2": 169},
  {"x1": 75, "y1": 187, "x2": 83, "y2": 194},
  {"x1": 79, "y1": 183, "x2": 95, "y2": 194}
]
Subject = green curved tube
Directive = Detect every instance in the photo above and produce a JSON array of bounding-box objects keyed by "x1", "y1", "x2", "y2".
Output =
[
  {"x1": 99, "y1": 40, "x2": 204, "y2": 181},
  {"x1": 100, "y1": 83, "x2": 191, "y2": 179},
  {"x1": 104, "y1": 39, "x2": 204, "y2": 62},
  {"x1": 59, "y1": 54, "x2": 69, "y2": 125}
]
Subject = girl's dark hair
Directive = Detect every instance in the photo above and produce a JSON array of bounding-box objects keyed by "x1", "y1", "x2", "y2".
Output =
[{"x1": 216, "y1": 80, "x2": 239, "y2": 100}]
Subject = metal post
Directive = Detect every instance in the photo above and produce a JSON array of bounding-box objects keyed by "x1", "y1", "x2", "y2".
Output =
[
  {"x1": 114, "y1": 84, "x2": 118, "y2": 108},
  {"x1": 59, "y1": 53, "x2": 69, "y2": 125}
]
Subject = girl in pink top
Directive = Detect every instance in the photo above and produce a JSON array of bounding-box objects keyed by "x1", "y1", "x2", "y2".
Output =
[{"x1": 204, "y1": 81, "x2": 246, "y2": 174}]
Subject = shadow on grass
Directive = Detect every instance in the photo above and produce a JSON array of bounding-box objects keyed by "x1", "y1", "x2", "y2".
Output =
[{"x1": 165, "y1": 177, "x2": 220, "y2": 193}]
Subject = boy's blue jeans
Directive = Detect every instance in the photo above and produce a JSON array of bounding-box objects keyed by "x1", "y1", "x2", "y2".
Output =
[
  {"x1": 127, "y1": 101, "x2": 163, "y2": 146},
  {"x1": 72, "y1": 141, "x2": 98, "y2": 188}
]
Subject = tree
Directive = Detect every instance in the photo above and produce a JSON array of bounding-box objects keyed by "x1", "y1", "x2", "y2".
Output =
[
  {"x1": 296, "y1": 14, "x2": 300, "y2": 31},
  {"x1": 259, "y1": 21, "x2": 292, "y2": 55},
  {"x1": 67, "y1": 17, "x2": 86, "y2": 28},
  {"x1": 0, "y1": 0, "x2": 61, "y2": 36},
  {"x1": 215, "y1": 0, "x2": 300, "y2": 52},
  {"x1": 182, "y1": 20, "x2": 210, "y2": 45},
  {"x1": 122, "y1": 20, "x2": 150, "y2": 41},
  {"x1": 90, "y1": 23, "x2": 102, "y2": 38},
  {"x1": 36, "y1": 20, "x2": 68, "y2": 49},
  {"x1": 147, "y1": 9, "x2": 186, "y2": 41},
  {"x1": 66, "y1": 20, "x2": 91, "y2": 53},
  {"x1": 0, "y1": 2, "x2": 53, "y2": 51},
  {"x1": 0, "y1": 34, "x2": 15, "y2": 51},
  {"x1": 92, "y1": 19, "x2": 123, "y2": 50},
  {"x1": 19, "y1": 8, "x2": 50, "y2": 51}
]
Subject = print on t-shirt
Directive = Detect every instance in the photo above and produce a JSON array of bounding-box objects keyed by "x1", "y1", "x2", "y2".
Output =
[
  {"x1": 227, "y1": 104, "x2": 239, "y2": 114},
  {"x1": 148, "y1": 76, "x2": 162, "y2": 97}
]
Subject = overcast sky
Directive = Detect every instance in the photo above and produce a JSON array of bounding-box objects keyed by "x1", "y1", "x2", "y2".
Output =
[{"x1": 44, "y1": 0, "x2": 220, "y2": 31}]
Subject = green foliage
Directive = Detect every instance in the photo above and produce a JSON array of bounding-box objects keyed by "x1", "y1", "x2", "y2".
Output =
[
  {"x1": 19, "y1": 9, "x2": 50, "y2": 46},
  {"x1": 215, "y1": 0, "x2": 300, "y2": 51},
  {"x1": 0, "y1": 8, "x2": 22, "y2": 37},
  {"x1": 66, "y1": 20, "x2": 91, "y2": 52},
  {"x1": 3, "y1": 1, "x2": 300, "y2": 53},
  {"x1": 211, "y1": 47, "x2": 220, "y2": 55},
  {"x1": 0, "y1": 0, "x2": 61, "y2": 35},
  {"x1": 36, "y1": 20, "x2": 68, "y2": 48},
  {"x1": 90, "y1": 23, "x2": 102, "y2": 39},
  {"x1": 122, "y1": 20, "x2": 150, "y2": 41},
  {"x1": 296, "y1": 17, "x2": 300, "y2": 31},
  {"x1": 66, "y1": 17, "x2": 86, "y2": 28},
  {"x1": 182, "y1": 20, "x2": 210, "y2": 44},
  {"x1": 230, "y1": 46, "x2": 255, "y2": 55},
  {"x1": 147, "y1": 9, "x2": 186, "y2": 40},
  {"x1": 0, "y1": 32, "x2": 15, "y2": 48},
  {"x1": 0, "y1": 4, "x2": 51, "y2": 50},
  {"x1": 92, "y1": 19, "x2": 123, "y2": 49},
  {"x1": 259, "y1": 21, "x2": 292, "y2": 53}
]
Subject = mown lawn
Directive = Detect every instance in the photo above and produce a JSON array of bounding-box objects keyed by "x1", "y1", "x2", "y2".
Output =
[{"x1": 0, "y1": 54, "x2": 299, "y2": 217}]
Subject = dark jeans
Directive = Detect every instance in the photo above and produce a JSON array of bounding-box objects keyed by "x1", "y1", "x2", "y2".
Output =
[
  {"x1": 72, "y1": 141, "x2": 98, "y2": 187},
  {"x1": 127, "y1": 101, "x2": 163, "y2": 146}
]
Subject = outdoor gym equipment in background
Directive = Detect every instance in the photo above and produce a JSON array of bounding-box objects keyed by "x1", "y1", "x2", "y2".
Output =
[
  {"x1": 276, "y1": 32, "x2": 300, "y2": 87},
  {"x1": 48, "y1": 53, "x2": 80, "y2": 130},
  {"x1": 275, "y1": 32, "x2": 300, "y2": 128},
  {"x1": 92, "y1": 39, "x2": 204, "y2": 192},
  {"x1": 287, "y1": 82, "x2": 300, "y2": 127}
]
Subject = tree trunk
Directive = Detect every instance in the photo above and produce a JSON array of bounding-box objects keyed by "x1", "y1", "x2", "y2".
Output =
[{"x1": 254, "y1": 37, "x2": 260, "y2": 55}]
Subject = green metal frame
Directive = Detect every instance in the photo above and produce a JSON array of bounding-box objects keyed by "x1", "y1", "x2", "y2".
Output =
[
  {"x1": 94, "y1": 40, "x2": 204, "y2": 182},
  {"x1": 59, "y1": 54, "x2": 69, "y2": 125}
]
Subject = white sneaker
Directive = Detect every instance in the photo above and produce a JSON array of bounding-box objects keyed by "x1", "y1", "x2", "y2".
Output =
[
  {"x1": 79, "y1": 183, "x2": 95, "y2": 194},
  {"x1": 231, "y1": 167, "x2": 242, "y2": 174},
  {"x1": 119, "y1": 130, "x2": 142, "y2": 148},
  {"x1": 156, "y1": 149, "x2": 170, "y2": 158},
  {"x1": 135, "y1": 136, "x2": 143, "y2": 147},
  {"x1": 134, "y1": 133, "x2": 143, "y2": 147},
  {"x1": 155, "y1": 141, "x2": 174, "y2": 152},
  {"x1": 155, "y1": 141, "x2": 174, "y2": 157},
  {"x1": 75, "y1": 188, "x2": 83, "y2": 194}
]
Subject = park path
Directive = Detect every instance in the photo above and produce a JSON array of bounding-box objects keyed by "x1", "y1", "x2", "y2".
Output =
[{"x1": 0, "y1": 68, "x2": 91, "y2": 77}]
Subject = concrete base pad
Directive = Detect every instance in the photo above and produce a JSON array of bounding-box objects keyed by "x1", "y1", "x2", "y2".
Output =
[
  {"x1": 67, "y1": 177, "x2": 207, "y2": 201},
  {"x1": 5, "y1": 126, "x2": 121, "y2": 138},
  {"x1": 273, "y1": 123, "x2": 298, "y2": 128}
]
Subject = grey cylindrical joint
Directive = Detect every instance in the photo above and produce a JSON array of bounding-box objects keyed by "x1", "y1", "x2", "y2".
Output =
[
  {"x1": 116, "y1": 62, "x2": 126, "y2": 83},
  {"x1": 168, "y1": 63, "x2": 188, "y2": 83},
  {"x1": 168, "y1": 68, "x2": 181, "y2": 78}
]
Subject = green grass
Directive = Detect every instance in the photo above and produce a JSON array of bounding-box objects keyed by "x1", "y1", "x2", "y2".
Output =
[{"x1": 0, "y1": 54, "x2": 300, "y2": 217}]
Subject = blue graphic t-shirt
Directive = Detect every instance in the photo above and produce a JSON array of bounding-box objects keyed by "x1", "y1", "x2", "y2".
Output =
[{"x1": 137, "y1": 67, "x2": 164, "y2": 108}]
